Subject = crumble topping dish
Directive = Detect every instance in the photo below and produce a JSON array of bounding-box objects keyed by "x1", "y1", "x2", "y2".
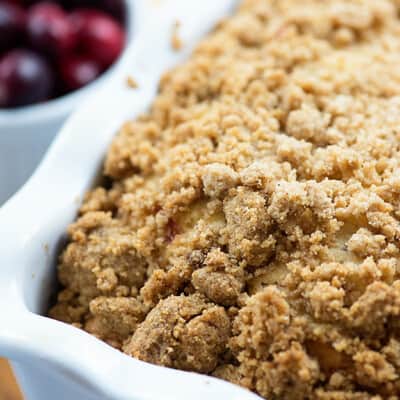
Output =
[{"x1": 50, "y1": 1, "x2": 400, "y2": 398}]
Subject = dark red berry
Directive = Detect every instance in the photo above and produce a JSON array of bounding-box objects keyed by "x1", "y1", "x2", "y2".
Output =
[
  {"x1": 0, "y1": 49, "x2": 54, "y2": 108},
  {"x1": 68, "y1": 8, "x2": 92, "y2": 37},
  {"x1": 99, "y1": 0, "x2": 125, "y2": 23},
  {"x1": 70, "y1": 9, "x2": 124, "y2": 67},
  {"x1": 27, "y1": 2, "x2": 77, "y2": 57},
  {"x1": 59, "y1": 0, "x2": 125, "y2": 22},
  {"x1": 0, "y1": 2, "x2": 26, "y2": 52},
  {"x1": 60, "y1": 56, "x2": 101, "y2": 91}
]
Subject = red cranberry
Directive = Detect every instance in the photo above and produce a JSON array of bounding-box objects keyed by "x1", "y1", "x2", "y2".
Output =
[
  {"x1": 0, "y1": 2, "x2": 25, "y2": 52},
  {"x1": 70, "y1": 9, "x2": 124, "y2": 67},
  {"x1": 60, "y1": 0, "x2": 125, "y2": 22},
  {"x1": 60, "y1": 56, "x2": 101, "y2": 91},
  {"x1": 27, "y1": 2, "x2": 77, "y2": 57},
  {"x1": 99, "y1": 0, "x2": 125, "y2": 23},
  {"x1": 0, "y1": 49, "x2": 54, "y2": 108}
]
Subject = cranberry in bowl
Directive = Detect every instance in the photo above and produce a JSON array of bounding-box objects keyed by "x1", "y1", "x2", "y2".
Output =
[{"x1": 0, "y1": 0, "x2": 135, "y2": 205}]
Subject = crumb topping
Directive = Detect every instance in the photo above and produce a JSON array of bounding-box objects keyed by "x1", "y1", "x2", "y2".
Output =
[
  {"x1": 50, "y1": 1, "x2": 400, "y2": 398},
  {"x1": 171, "y1": 20, "x2": 183, "y2": 51}
]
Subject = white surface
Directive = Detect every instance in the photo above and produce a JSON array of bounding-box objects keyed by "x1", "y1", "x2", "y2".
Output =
[
  {"x1": 0, "y1": 1, "x2": 261, "y2": 399},
  {"x1": 0, "y1": 0, "x2": 136, "y2": 206}
]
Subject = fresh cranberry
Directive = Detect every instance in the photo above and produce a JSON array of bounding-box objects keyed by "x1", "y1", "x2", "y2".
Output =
[
  {"x1": 99, "y1": 0, "x2": 125, "y2": 23},
  {"x1": 0, "y1": 49, "x2": 54, "y2": 108},
  {"x1": 70, "y1": 9, "x2": 124, "y2": 67},
  {"x1": 27, "y1": 2, "x2": 77, "y2": 57},
  {"x1": 0, "y1": 2, "x2": 26, "y2": 52},
  {"x1": 60, "y1": 56, "x2": 101, "y2": 91},
  {"x1": 0, "y1": 1, "x2": 127, "y2": 108},
  {"x1": 59, "y1": 0, "x2": 125, "y2": 21}
]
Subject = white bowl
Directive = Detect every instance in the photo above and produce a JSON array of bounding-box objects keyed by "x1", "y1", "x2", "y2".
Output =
[
  {"x1": 0, "y1": 0, "x2": 136, "y2": 206},
  {"x1": 0, "y1": 1, "x2": 261, "y2": 399}
]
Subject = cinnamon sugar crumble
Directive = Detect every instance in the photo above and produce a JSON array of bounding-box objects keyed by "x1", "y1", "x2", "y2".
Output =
[
  {"x1": 50, "y1": 1, "x2": 400, "y2": 398},
  {"x1": 126, "y1": 75, "x2": 138, "y2": 89},
  {"x1": 171, "y1": 20, "x2": 183, "y2": 51}
]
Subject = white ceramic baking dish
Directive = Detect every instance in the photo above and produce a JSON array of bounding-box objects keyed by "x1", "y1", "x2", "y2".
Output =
[{"x1": 0, "y1": 0, "x2": 262, "y2": 399}]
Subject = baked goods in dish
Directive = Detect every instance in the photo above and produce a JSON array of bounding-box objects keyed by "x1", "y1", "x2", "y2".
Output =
[{"x1": 50, "y1": 1, "x2": 400, "y2": 398}]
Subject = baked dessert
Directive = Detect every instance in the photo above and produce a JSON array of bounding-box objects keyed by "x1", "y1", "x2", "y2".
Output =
[{"x1": 50, "y1": 1, "x2": 400, "y2": 398}]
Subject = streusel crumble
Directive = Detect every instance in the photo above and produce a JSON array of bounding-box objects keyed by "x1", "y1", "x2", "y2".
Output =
[{"x1": 50, "y1": 1, "x2": 400, "y2": 398}]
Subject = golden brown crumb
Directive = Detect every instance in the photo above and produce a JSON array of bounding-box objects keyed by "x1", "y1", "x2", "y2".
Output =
[
  {"x1": 126, "y1": 76, "x2": 138, "y2": 89},
  {"x1": 171, "y1": 20, "x2": 183, "y2": 51},
  {"x1": 50, "y1": 0, "x2": 400, "y2": 398},
  {"x1": 124, "y1": 293, "x2": 230, "y2": 373}
]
